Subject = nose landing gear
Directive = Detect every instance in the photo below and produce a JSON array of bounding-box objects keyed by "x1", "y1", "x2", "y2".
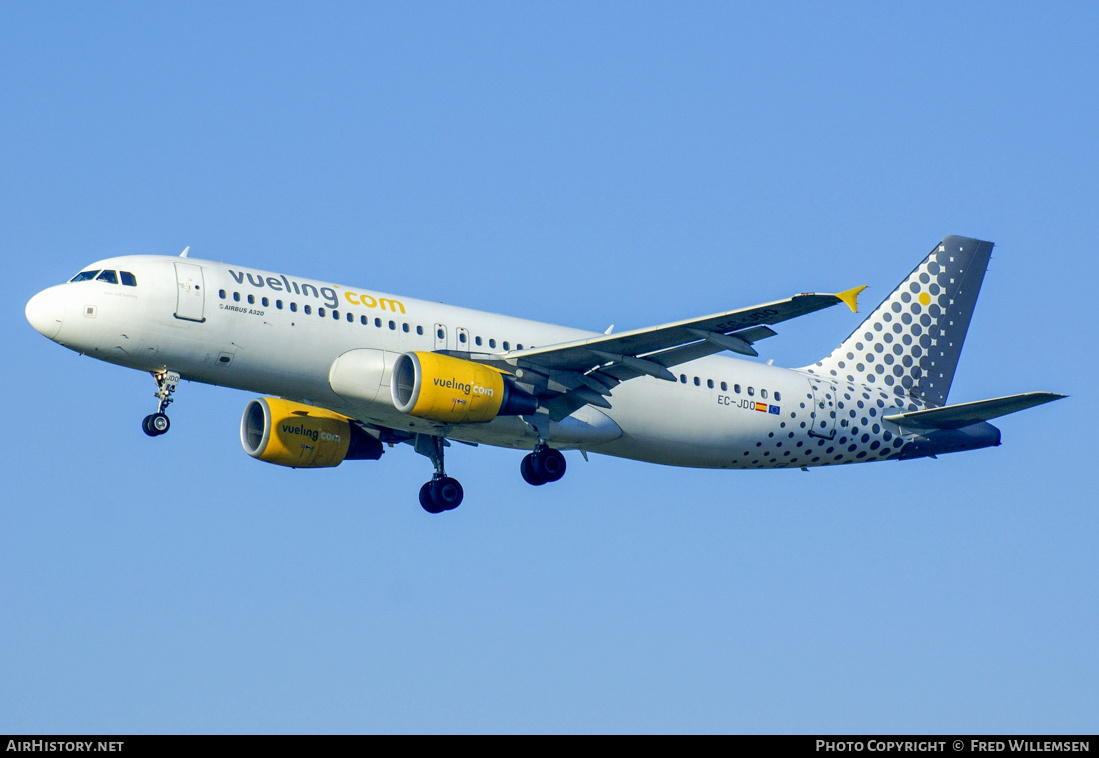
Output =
[{"x1": 142, "y1": 370, "x2": 179, "y2": 437}]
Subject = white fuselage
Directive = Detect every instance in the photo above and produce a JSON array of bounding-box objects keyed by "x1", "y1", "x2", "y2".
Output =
[{"x1": 27, "y1": 255, "x2": 933, "y2": 469}]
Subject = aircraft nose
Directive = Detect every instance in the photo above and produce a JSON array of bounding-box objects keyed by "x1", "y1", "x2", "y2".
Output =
[{"x1": 26, "y1": 286, "x2": 65, "y2": 340}]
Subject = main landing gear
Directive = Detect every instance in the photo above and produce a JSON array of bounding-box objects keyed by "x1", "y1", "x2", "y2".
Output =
[
  {"x1": 416, "y1": 434, "x2": 464, "y2": 514},
  {"x1": 419, "y1": 477, "x2": 464, "y2": 514},
  {"x1": 142, "y1": 370, "x2": 179, "y2": 437},
  {"x1": 520, "y1": 445, "x2": 567, "y2": 486},
  {"x1": 410, "y1": 428, "x2": 566, "y2": 511}
]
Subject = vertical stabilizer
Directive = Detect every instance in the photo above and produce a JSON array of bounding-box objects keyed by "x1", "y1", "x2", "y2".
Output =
[{"x1": 804, "y1": 236, "x2": 993, "y2": 408}]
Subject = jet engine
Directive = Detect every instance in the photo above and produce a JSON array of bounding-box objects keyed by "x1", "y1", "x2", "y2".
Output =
[
  {"x1": 391, "y1": 351, "x2": 537, "y2": 424},
  {"x1": 240, "y1": 397, "x2": 383, "y2": 468}
]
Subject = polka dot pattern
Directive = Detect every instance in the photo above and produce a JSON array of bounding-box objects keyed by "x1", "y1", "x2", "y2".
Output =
[
  {"x1": 804, "y1": 236, "x2": 993, "y2": 409},
  {"x1": 727, "y1": 382, "x2": 915, "y2": 469},
  {"x1": 726, "y1": 237, "x2": 994, "y2": 470}
]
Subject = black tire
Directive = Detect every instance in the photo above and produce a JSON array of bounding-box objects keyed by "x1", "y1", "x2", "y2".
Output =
[
  {"x1": 150, "y1": 413, "x2": 170, "y2": 435},
  {"x1": 433, "y1": 477, "x2": 464, "y2": 510},
  {"x1": 520, "y1": 454, "x2": 546, "y2": 486},
  {"x1": 532, "y1": 448, "x2": 566, "y2": 483},
  {"x1": 141, "y1": 415, "x2": 158, "y2": 437},
  {"x1": 419, "y1": 482, "x2": 445, "y2": 514}
]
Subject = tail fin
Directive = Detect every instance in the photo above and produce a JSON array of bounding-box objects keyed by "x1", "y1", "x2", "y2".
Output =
[{"x1": 804, "y1": 236, "x2": 994, "y2": 408}]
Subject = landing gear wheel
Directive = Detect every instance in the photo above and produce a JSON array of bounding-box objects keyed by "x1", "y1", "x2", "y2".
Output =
[
  {"x1": 520, "y1": 454, "x2": 547, "y2": 486},
  {"x1": 433, "y1": 477, "x2": 464, "y2": 511},
  {"x1": 419, "y1": 477, "x2": 464, "y2": 514},
  {"x1": 532, "y1": 448, "x2": 566, "y2": 483},
  {"x1": 150, "y1": 412, "x2": 170, "y2": 435},
  {"x1": 419, "y1": 482, "x2": 445, "y2": 514},
  {"x1": 142, "y1": 413, "x2": 170, "y2": 437}
]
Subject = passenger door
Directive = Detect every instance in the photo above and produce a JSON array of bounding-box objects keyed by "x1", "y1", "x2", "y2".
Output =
[{"x1": 173, "y1": 262, "x2": 206, "y2": 322}]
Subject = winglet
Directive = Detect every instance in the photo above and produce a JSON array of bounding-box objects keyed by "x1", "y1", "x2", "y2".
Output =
[{"x1": 835, "y1": 285, "x2": 867, "y2": 313}]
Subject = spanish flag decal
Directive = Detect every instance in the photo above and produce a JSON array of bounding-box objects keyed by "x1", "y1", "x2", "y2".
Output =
[{"x1": 755, "y1": 402, "x2": 768, "y2": 412}]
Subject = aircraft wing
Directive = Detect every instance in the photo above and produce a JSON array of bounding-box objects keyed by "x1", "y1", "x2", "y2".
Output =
[
  {"x1": 507, "y1": 287, "x2": 865, "y2": 375},
  {"x1": 452, "y1": 286, "x2": 866, "y2": 420}
]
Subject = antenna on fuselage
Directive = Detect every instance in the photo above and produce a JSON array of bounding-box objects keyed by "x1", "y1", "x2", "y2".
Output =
[{"x1": 179, "y1": 246, "x2": 190, "y2": 258}]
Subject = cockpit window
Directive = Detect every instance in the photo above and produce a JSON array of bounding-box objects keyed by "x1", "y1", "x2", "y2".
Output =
[
  {"x1": 96, "y1": 270, "x2": 119, "y2": 284},
  {"x1": 120, "y1": 271, "x2": 137, "y2": 286},
  {"x1": 70, "y1": 270, "x2": 100, "y2": 282}
]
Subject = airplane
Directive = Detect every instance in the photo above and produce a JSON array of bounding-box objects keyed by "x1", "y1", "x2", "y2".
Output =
[{"x1": 25, "y1": 235, "x2": 1064, "y2": 513}]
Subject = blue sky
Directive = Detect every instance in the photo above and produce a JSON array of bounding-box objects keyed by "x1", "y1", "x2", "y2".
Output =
[{"x1": 2, "y1": 1, "x2": 1096, "y2": 734}]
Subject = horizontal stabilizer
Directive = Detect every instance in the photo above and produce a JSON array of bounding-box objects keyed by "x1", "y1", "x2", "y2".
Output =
[{"x1": 884, "y1": 392, "x2": 1066, "y2": 430}]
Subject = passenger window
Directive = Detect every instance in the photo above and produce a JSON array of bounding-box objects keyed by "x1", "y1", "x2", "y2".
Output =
[
  {"x1": 332, "y1": 309, "x2": 339, "y2": 319},
  {"x1": 693, "y1": 377, "x2": 700, "y2": 386},
  {"x1": 517, "y1": 343, "x2": 523, "y2": 350},
  {"x1": 318, "y1": 307, "x2": 326, "y2": 317},
  {"x1": 437, "y1": 328, "x2": 445, "y2": 340},
  {"x1": 475, "y1": 336, "x2": 482, "y2": 346},
  {"x1": 761, "y1": 389, "x2": 768, "y2": 399},
  {"x1": 234, "y1": 292, "x2": 241, "y2": 302},
  {"x1": 403, "y1": 323, "x2": 410, "y2": 332},
  {"x1": 748, "y1": 387, "x2": 755, "y2": 396},
  {"x1": 503, "y1": 341, "x2": 510, "y2": 350},
  {"x1": 120, "y1": 271, "x2": 137, "y2": 286},
  {"x1": 734, "y1": 384, "x2": 741, "y2": 394},
  {"x1": 707, "y1": 379, "x2": 714, "y2": 389},
  {"x1": 347, "y1": 313, "x2": 354, "y2": 323},
  {"x1": 277, "y1": 300, "x2": 283, "y2": 310},
  {"x1": 459, "y1": 332, "x2": 467, "y2": 343},
  {"x1": 290, "y1": 302, "x2": 297, "y2": 312},
  {"x1": 248, "y1": 295, "x2": 255, "y2": 305},
  {"x1": 219, "y1": 290, "x2": 226, "y2": 299},
  {"x1": 70, "y1": 270, "x2": 100, "y2": 282},
  {"x1": 360, "y1": 315, "x2": 367, "y2": 325},
  {"x1": 262, "y1": 297, "x2": 269, "y2": 307},
  {"x1": 775, "y1": 391, "x2": 782, "y2": 401},
  {"x1": 304, "y1": 305, "x2": 312, "y2": 315},
  {"x1": 680, "y1": 374, "x2": 687, "y2": 384},
  {"x1": 97, "y1": 270, "x2": 118, "y2": 284},
  {"x1": 489, "y1": 339, "x2": 496, "y2": 348},
  {"x1": 417, "y1": 326, "x2": 424, "y2": 335},
  {"x1": 389, "y1": 320, "x2": 396, "y2": 330},
  {"x1": 721, "y1": 381, "x2": 728, "y2": 391}
]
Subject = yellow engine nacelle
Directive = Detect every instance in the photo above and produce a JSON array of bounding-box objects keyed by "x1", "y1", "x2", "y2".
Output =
[
  {"x1": 391, "y1": 351, "x2": 537, "y2": 424},
  {"x1": 240, "y1": 397, "x2": 382, "y2": 468}
]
